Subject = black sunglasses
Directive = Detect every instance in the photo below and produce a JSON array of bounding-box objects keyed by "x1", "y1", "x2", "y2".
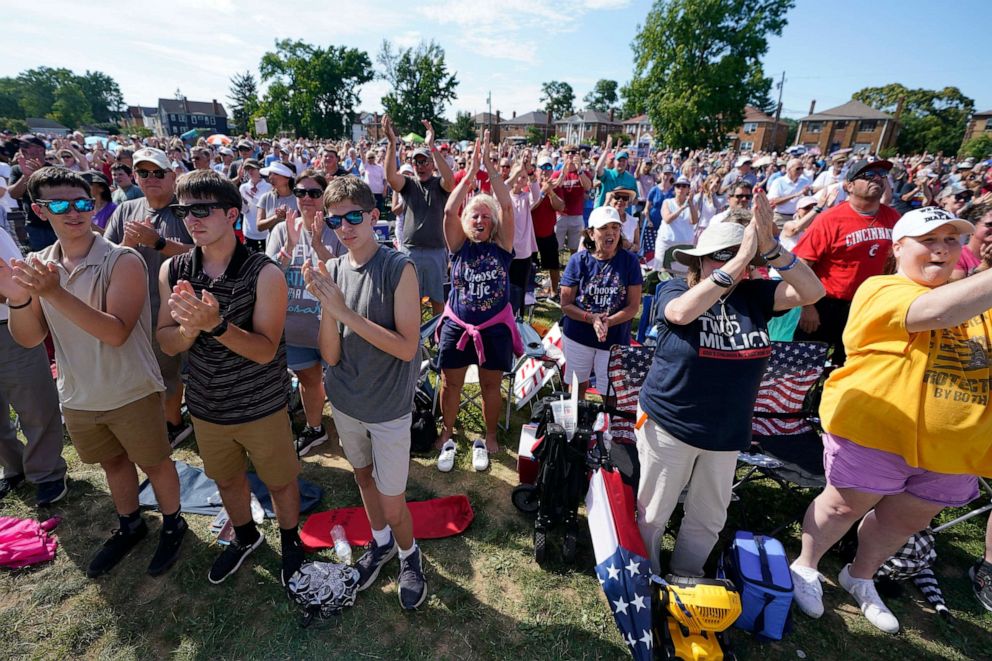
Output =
[
  {"x1": 293, "y1": 187, "x2": 323, "y2": 199},
  {"x1": 324, "y1": 209, "x2": 370, "y2": 229},
  {"x1": 413, "y1": 157, "x2": 430, "y2": 166},
  {"x1": 955, "y1": 192, "x2": 974, "y2": 203},
  {"x1": 733, "y1": 194, "x2": 753, "y2": 200},
  {"x1": 709, "y1": 248, "x2": 738, "y2": 262},
  {"x1": 170, "y1": 203, "x2": 230, "y2": 220},
  {"x1": 35, "y1": 198, "x2": 95, "y2": 214},
  {"x1": 135, "y1": 169, "x2": 167, "y2": 179},
  {"x1": 539, "y1": 164, "x2": 553, "y2": 171},
  {"x1": 855, "y1": 169, "x2": 887, "y2": 181}
]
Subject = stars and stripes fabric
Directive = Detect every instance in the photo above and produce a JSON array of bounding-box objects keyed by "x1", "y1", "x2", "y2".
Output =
[
  {"x1": 606, "y1": 345, "x2": 654, "y2": 446},
  {"x1": 751, "y1": 341, "x2": 828, "y2": 438},
  {"x1": 586, "y1": 468, "x2": 653, "y2": 660}
]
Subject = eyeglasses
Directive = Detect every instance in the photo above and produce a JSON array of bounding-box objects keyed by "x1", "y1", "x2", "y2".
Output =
[
  {"x1": 293, "y1": 187, "x2": 323, "y2": 199},
  {"x1": 413, "y1": 157, "x2": 430, "y2": 166},
  {"x1": 135, "y1": 169, "x2": 167, "y2": 179},
  {"x1": 35, "y1": 198, "x2": 95, "y2": 214},
  {"x1": 324, "y1": 209, "x2": 370, "y2": 229},
  {"x1": 500, "y1": 164, "x2": 511, "y2": 169},
  {"x1": 709, "y1": 248, "x2": 738, "y2": 262},
  {"x1": 539, "y1": 164, "x2": 553, "y2": 171},
  {"x1": 854, "y1": 169, "x2": 887, "y2": 181},
  {"x1": 170, "y1": 203, "x2": 230, "y2": 220},
  {"x1": 733, "y1": 194, "x2": 753, "y2": 200}
]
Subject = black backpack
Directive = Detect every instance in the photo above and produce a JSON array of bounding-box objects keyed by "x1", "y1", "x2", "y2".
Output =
[{"x1": 410, "y1": 389, "x2": 438, "y2": 455}]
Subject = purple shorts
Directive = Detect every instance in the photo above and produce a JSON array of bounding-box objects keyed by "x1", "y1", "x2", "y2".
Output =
[{"x1": 823, "y1": 433, "x2": 978, "y2": 508}]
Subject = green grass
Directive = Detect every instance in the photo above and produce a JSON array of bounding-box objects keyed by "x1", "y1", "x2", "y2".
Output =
[{"x1": 1, "y1": 297, "x2": 990, "y2": 660}]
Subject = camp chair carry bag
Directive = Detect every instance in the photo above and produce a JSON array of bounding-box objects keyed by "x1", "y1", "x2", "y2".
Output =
[{"x1": 718, "y1": 531, "x2": 794, "y2": 641}]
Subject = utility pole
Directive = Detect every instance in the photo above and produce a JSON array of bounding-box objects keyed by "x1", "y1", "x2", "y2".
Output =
[
  {"x1": 487, "y1": 91, "x2": 492, "y2": 141},
  {"x1": 772, "y1": 71, "x2": 785, "y2": 152}
]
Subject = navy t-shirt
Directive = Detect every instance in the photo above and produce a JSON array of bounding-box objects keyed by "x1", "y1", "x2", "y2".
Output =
[
  {"x1": 561, "y1": 249, "x2": 643, "y2": 350},
  {"x1": 638, "y1": 277, "x2": 783, "y2": 452},
  {"x1": 448, "y1": 240, "x2": 514, "y2": 325}
]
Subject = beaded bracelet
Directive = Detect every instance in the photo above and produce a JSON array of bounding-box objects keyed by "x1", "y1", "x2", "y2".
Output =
[{"x1": 775, "y1": 254, "x2": 800, "y2": 271}]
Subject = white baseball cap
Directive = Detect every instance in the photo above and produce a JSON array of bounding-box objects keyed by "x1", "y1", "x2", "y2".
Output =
[
  {"x1": 260, "y1": 162, "x2": 295, "y2": 179},
  {"x1": 588, "y1": 205, "x2": 622, "y2": 229},
  {"x1": 132, "y1": 147, "x2": 171, "y2": 170},
  {"x1": 892, "y1": 207, "x2": 973, "y2": 243}
]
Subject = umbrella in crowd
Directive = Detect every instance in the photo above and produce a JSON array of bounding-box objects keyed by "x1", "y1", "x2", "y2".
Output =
[
  {"x1": 402, "y1": 132, "x2": 425, "y2": 144},
  {"x1": 206, "y1": 134, "x2": 232, "y2": 146},
  {"x1": 586, "y1": 467, "x2": 654, "y2": 660},
  {"x1": 84, "y1": 136, "x2": 108, "y2": 146}
]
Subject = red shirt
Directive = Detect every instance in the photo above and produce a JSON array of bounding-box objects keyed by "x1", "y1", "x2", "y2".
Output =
[
  {"x1": 793, "y1": 202, "x2": 900, "y2": 301},
  {"x1": 558, "y1": 172, "x2": 587, "y2": 216},
  {"x1": 531, "y1": 187, "x2": 562, "y2": 237}
]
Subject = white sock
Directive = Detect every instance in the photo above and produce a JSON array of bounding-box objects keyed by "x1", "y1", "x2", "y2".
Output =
[
  {"x1": 372, "y1": 526, "x2": 392, "y2": 547},
  {"x1": 398, "y1": 541, "x2": 418, "y2": 560}
]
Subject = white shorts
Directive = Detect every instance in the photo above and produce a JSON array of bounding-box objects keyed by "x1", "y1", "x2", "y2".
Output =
[
  {"x1": 562, "y1": 335, "x2": 611, "y2": 385},
  {"x1": 333, "y1": 409, "x2": 412, "y2": 497}
]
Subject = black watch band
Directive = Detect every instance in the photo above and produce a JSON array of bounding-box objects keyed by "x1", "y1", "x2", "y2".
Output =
[
  {"x1": 153, "y1": 236, "x2": 167, "y2": 251},
  {"x1": 205, "y1": 318, "x2": 228, "y2": 337}
]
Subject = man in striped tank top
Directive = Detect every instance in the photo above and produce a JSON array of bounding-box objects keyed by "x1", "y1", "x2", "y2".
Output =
[{"x1": 156, "y1": 170, "x2": 304, "y2": 587}]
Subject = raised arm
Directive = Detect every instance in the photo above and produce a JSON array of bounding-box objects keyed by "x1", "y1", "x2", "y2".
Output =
[
  {"x1": 423, "y1": 120, "x2": 454, "y2": 192},
  {"x1": 905, "y1": 262, "x2": 992, "y2": 332},
  {"x1": 484, "y1": 138, "x2": 515, "y2": 253},
  {"x1": 595, "y1": 135, "x2": 613, "y2": 179},
  {"x1": 444, "y1": 137, "x2": 482, "y2": 253},
  {"x1": 383, "y1": 115, "x2": 406, "y2": 192}
]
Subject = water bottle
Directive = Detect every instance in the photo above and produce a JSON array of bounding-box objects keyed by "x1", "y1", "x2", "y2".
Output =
[
  {"x1": 331, "y1": 524, "x2": 352, "y2": 565},
  {"x1": 249, "y1": 493, "x2": 265, "y2": 525}
]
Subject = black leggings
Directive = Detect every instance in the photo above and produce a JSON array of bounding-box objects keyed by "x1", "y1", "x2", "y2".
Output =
[{"x1": 508, "y1": 257, "x2": 532, "y2": 316}]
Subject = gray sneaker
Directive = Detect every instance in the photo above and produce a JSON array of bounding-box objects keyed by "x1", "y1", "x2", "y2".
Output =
[
  {"x1": 398, "y1": 547, "x2": 427, "y2": 610},
  {"x1": 355, "y1": 536, "x2": 397, "y2": 591}
]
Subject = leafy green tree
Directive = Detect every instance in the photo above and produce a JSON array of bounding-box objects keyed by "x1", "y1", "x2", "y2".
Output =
[
  {"x1": 258, "y1": 39, "x2": 373, "y2": 138},
  {"x1": 619, "y1": 78, "x2": 648, "y2": 118},
  {"x1": 852, "y1": 83, "x2": 974, "y2": 155},
  {"x1": 228, "y1": 71, "x2": 260, "y2": 134},
  {"x1": 447, "y1": 111, "x2": 476, "y2": 142},
  {"x1": 627, "y1": 0, "x2": 793, "y2": 149},
  {"x1": 525, "y1": 125, "x2": 548, "y2": 146},
  {"x1": 0, "y1": 78, "x2": 24, "y2": 119},
  {"x1": 583, "y1": 80, "x2": 619, "y2": 114},
  {"x1": 77, "y1": 71, "x2": 125, "y2": 123},
  {"x1": 16, "y1": 67, "x2": 74, "y2": 118},
  {"x1": 0, "y1": 117, "x2": 28, "y2": 134},
  {"x1": 48, "y1": 81, "x2": 93, "y2": 129},
  {"x1": 961, "y1": 134, "x2": 992, "y2": 160},
  {"x1": 378, "y1": 40, "x2": 459, "y2": 136},
  {"x1": 540, "y1": 81, "x2": 575, "y2": 119}
]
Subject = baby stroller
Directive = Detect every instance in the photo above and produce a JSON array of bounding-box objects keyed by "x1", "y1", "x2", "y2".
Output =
[{"x1": 511, "y1": 394, "x2": 630, "y2": 564}]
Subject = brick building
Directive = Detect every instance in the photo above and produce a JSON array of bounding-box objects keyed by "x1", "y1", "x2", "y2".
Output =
[
  {"x1": 472, "y1": 112, "x2": 502, "y2": 143},
  {"x1": 500, "y1": 111, "x2": 554, "y2": 141},
  {"x1": 622, "y1": 114, "x2": 654, "y2": 146},
  {"x1": 554, "y1": 110, "x2": 620, "y2": 146},
  {"x1": 728, "y1": 105, "x2": 789, "y2": 153},
  {"x1": 794, "y1": 99, "x2": 898, "y2": 155},
  {"x1": 963, "y1": 109, "x2": 992, "y2": 144}
]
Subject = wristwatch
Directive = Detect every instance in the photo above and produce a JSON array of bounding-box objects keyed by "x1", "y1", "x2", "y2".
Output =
[
  {"x1": 204, "y1": 317, "x2": 229, "y2": 337},
  {"x1": 153, "y1": 236, "x2": 167, "y2": 251}
]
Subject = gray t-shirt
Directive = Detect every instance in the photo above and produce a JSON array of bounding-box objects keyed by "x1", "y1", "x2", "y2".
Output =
[
  {"x1": 324, "y1": 246, "x2": 418, "y2": 422},
  {"x1": 265, "y1": 222, "x2": 345, "y2": 348},
  {"x1": 400, "y1": 175, "x2": 449, "y2": 250},
  {"x1": 257, "y1": 191, "x2": 298, "y2": 227},
  {"x1": 104, "y1": 196, "x2": 193, "y2": 315}
]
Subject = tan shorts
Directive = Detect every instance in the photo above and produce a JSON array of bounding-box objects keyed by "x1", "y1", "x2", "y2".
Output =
[
  {"x1": 191, "y1": 408, "x2": 300, "y2": 486},
  {"x1": 333, "y1": 408, "x2": 411, "y2": 497},
  {"x1": 63, "y1": 391, "x2": 172, "y2": 467}
]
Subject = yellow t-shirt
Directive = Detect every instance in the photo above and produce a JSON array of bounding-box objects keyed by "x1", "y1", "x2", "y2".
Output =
[{"x1": 820, "y1": 274, "x2": 992, "y2": 475}]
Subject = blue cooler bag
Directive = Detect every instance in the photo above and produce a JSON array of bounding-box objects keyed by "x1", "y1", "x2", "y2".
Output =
[{"x1": 718, "y1": 531, "x2": 794, "y2": 641}]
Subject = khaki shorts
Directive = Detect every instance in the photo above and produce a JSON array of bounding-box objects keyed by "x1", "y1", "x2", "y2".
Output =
[
  {"x1": 191, "y1": 408, "x2": 300, "y2": 486},
  {"x1": 63, "y1": 391, "x2": 171, "y2": 467},
  {"x1": 333, "y1": 408, "x2": 411, "y2": 497}
]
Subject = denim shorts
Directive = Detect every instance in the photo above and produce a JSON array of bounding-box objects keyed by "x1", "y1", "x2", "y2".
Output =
[{"x1": 286, "y1": 345, "x2": 322, "y2": 371}]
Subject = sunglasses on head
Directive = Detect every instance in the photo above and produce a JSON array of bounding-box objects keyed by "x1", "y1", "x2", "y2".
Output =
[
  {"x1": 709, "y1": 248, "x2": 738, "y2": 262},
  {"x1": 135, "y1": 168, "x2": 167, "y2": 179},
  {"x1": 324, "y1": 209, "x2": 370, "y2": 229},
  {"x1": 293, "y1": 187, "x2": 323, "y2": 199},
  {"x1": 170, "y1": 203, "x2": 230, "y2": 220},
  {"x1": 35, "y1": 198, "x2": 95, "y2": 214}
]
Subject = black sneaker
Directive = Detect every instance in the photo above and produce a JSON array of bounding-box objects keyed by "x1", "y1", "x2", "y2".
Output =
[
  {"x1": 147, "y1": 516, "x2": 188, "y2": 577},
  {"x1": 86, "y1": 520, "x2": 149, "y2": 578},
  {"x1": 355, "y1": 536, "x2": 397, "y2": 591},
  {"x1": 36, "y1": 475, "x2": 68, "y2": 506},
  {"x1": 280, "y1": 538, "x2": 306, "y2": 587},
  {"x1": 208, "y1": 533, "x2": 265, "y2": 584},
  {"x1": 295, "y1": 425, "x2": 328, "y2": 457},
  {"x1": 167, "y1": 421, "x2": 193, "y2": 448},
  {"x1": 397, "y1": 547, "x2": 427, "y2": 610},
  {"x1": 970, "y1": 558, "x2": 992, "y2": 613},
  {"x1": 0, "y1": 474, "x2": 25, "y2": 501}
]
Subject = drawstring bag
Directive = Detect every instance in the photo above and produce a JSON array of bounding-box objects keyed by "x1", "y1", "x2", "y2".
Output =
[
  {"x1": 285, "y1": 561, "x2": 360, "y2": 627},
  {"x1": 0, "y1": 516, "x2": 60, "y2": 569}
]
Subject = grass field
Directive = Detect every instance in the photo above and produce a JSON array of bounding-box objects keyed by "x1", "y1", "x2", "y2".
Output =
[{"x1": 1, "y1": 299, "x2": 990, "y2": 661}]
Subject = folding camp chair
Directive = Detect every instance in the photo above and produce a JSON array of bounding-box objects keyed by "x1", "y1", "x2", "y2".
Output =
[{"x1": 932, "y1": 477, "x2": 992, "y2": 534}]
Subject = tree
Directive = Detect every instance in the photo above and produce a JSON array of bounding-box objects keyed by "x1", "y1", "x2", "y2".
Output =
[
  {"x1": 77, "y1": 71, "x2": 125, "y2": 123},
  {"x1": 17, "y1": 67, "x2": 74, "y2": 118},
  {"x1": 228, "y1": 71, "x2": 260, "y2": 134},
  {"x1": 0, "y1": 117, "x2": 28, "y2": 134},
  {"x1": 258, "y1": 39, "x2": 373, "y2": 138},
  {"x1": 0, "y1": 78, "x2": 24, "y2": 119},
  {"x1": 525, "y1": 126, "x2": 548, "y2": 146},
  {"x1": 960, "y1": 134, "x2": 992, "y2": 160},
  {"x1": 48, "y1": 81, "x2": 92, "y2": 129},
  {"x1": 626, "y1": 0, "x2": 794, "y2": 149},
  {"x1": 619, "y1": 78, "x2": 648, "y2": 119},
  {"x1": 583, "y1": 79, "x2": 619, "y2": 114},
  {"x1": 852, "y1": 83, "x2": 974, "y2": 155},
  {"x1": 378, "y1": 40, "x2": 459, "y2": 136},
  {"x1": 540, "y1": 81, "x2": 575, "y2": 119},
  {"x1": 447, "y1": 111, "x2": 476, "y2": 142}
]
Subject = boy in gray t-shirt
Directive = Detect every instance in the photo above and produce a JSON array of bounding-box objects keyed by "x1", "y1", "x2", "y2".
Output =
[{"x1": 302, "y1": 176, "x2": 427, "y2": 610}]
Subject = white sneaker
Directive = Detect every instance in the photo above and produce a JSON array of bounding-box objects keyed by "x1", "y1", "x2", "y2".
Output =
[
  {"x1": 789, "y1": 562, "x2": 825, "y2": 618},
  {"x1": 472, "y1": 440, "x2": 489, "y2": 471},
  {"x1": 838, "y1": 564, "x2": 900, "y2": 634},
  {"x1": 437, "y1": 440, "x2": 456, "y2": 473}
]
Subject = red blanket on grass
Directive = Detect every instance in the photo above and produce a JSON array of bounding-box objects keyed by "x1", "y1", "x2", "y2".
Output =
[{"x1": 300, "y1": 495, "x2": 474, "y2": 550}]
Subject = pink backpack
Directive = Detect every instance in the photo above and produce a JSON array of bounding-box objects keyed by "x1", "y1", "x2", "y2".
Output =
[{"x1": 0, "y1": 516, "x2": 60, "y2": 569}]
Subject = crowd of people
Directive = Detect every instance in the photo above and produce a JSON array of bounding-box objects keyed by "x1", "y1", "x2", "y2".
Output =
[{"x1": 0, "y1": 117, "x2": 990, "y2": 631}]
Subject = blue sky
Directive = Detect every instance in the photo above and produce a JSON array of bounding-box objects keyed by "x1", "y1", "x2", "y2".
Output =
[{"x1": 6, "y1": 0, "x2": 990, "y2": 122}]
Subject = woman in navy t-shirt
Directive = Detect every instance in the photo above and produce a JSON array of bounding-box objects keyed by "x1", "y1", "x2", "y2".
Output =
[
  {"x1": 635, "y1": 191, "x2": 824, "y2": 577},
  {"x1": 559, "y1": 205, "x2": 643, "y2": 400},
  {"x1": 435, "y1": 134, "x2": 520, "y2": 473}
]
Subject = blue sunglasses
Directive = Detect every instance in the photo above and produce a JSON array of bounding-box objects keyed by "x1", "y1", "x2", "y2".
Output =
[
  {"x1": 324, "y1": 209, "x2": 370, "y2": 229},
  {"x1": 35, "y1": 198, "x2": 95, "y2": 214}
]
